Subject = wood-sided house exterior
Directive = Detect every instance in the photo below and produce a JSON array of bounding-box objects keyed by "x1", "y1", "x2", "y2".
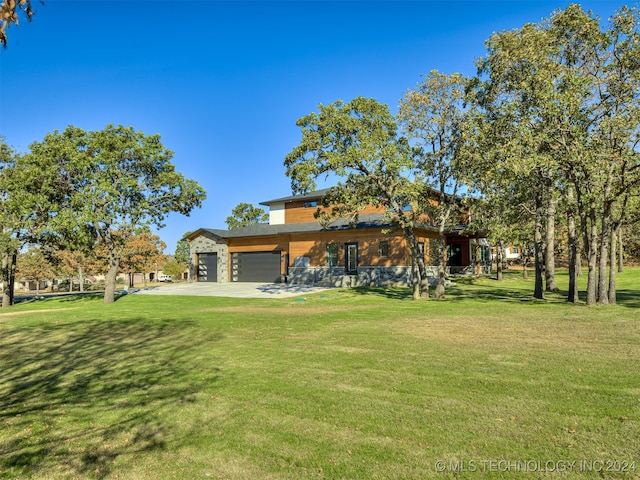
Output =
[{"x1": 186, "y1": 189, "x2": 491, "y2": 287}]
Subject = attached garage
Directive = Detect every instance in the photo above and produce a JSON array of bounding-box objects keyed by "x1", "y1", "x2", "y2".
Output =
[
  {"x1": 231, "y1": 251, "x2": 282, "y2": 283},
  {"x1": 197, "y1": 253, "x2": 218, "y2": 282}
]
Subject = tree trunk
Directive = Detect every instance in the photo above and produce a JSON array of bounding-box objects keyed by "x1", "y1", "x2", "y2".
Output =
[
  {"x1": 608, "y1": 223, "x2": 618, "y2": 305},
  {"x1": 2, "y1": 252, "x2": 11, "y2": 308},
  {"x1": 9, "y1": 251, "x2": 16, "y2": 306},
  {"x1": 572, "y1": 176, "x2": 595, "y2": 304},
  {"x1": 522, "y1": 255, "x2": 528, "y2": 280},
  {"x1": 617, "y1": 225, "x2": 624, "y2": 273},
  {"x1": 411, "y1": 259, "x2": 420, "y2": 301},
  {"x1": 496, "y1": 240, "x2": 504, "y2": 281},
  {"x1": 434, "y1": 200, "x2": 454, "y2": 300},
  {"x1": 104, "y1": 256, "x2": 120, "y2": 305},
  {"x1": 567, "y1": 189, "x2": 579, "y2": 303},
  {"x1": 576, "y1": 251, "x2": 582, "y2": 277},
  {"x1": 403, "y1": 226, "x2": 425, "y2": 300},
  {"x1": 597, "y1": 201, "x2": 611, "y2": 305},
  {"x1": 434, "y1": 232, "x2": 446, "y2": 300},
  {"x1": 78, "y1": 265, "x2": 85, "y2": 293},
  {"x1": 545, "y1": 195, "x2": 558, "y2": 292},
  {"x1": 416, "y1": 253, "x2": 430, "y2": 299},
  {"x1": 585, "y1": 208, "x2": 598, "y2": 306},
  {"x1": 534, "y1": 194, "x2": 544, "y2": 300}
]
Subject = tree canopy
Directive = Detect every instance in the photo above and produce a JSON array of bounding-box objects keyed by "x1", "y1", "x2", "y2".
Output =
[
  {"x1": 225, "y1": 203, "x2": 268, "y2": 229},
  {"x1": 471, "y1": 3, "x2": 640, "y2": 304},
  {"x1": 399, "y1": 70, "x2": 471, "y2": 299},
  {"x1": 27, "y1": 124, "x2": 206, "y2": 304},
  {"x1": 285, "y1": 96, "x2": 431, "y2": 299}
]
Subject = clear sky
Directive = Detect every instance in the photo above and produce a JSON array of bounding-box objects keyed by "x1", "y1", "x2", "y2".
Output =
[{"x1": 0, "y1": 0, "x2": 627, "y2": 254}]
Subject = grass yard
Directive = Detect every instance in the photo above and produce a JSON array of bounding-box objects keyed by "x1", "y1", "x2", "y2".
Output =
[{"x1": 1, "y1": 269, "x2": 639, "y2": 479}]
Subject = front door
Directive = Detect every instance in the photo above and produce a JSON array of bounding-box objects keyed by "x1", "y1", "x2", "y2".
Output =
[
  {"x1": 345, "y1": 242, "x2": 358, "y2": 275},
  {"x1": 446, "y1": 243, "x2": 463, "y2": 266}
]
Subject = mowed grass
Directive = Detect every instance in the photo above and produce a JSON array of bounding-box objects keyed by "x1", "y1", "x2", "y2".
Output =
[{"x1": 1, "y1": 270, "x2": 639, "y2": 479}]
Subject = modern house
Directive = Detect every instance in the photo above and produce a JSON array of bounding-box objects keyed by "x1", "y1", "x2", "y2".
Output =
[{"x1": 186, "y1": 189, "x2": 491, "y2": 287}]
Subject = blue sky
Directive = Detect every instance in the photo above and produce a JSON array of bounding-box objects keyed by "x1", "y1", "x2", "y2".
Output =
[{"x1": 0, "y1": 0, "x2": 626, "y2": 253}]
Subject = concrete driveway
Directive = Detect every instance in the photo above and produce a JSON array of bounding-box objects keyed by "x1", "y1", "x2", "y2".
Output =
[{"x1": 131, "y1": 282, "x2": 333, "y2": 299}]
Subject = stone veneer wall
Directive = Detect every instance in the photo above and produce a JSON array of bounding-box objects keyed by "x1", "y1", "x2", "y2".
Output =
[
  {"x1": 287, "y1": 266, "x2": 440, "y2": 288},
  {"x1": 189, "y1": 233, "x2": 229, "y2": 283}
]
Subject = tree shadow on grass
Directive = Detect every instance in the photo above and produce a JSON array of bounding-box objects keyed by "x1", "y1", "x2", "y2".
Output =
[
  {"x1": 14, "y1": 291, "x2": 131, "y2": 306},
  {"x1": 349, "y1": 276, "x2": 535, "y2": 303},
  {"x1": 610, "y1": 289, "x2": 640, "y2": 309},
  {"x1": 350, "y1": 275, "x2": 640, "y2": 308},
  {"x1": 0, "y1": 317, "x2": 223, "y2": 478},
  {"x1": 350, "y1": 286, "x2": 414, "y2": 300}
]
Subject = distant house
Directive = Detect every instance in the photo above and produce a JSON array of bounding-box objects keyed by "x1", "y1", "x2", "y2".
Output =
[
  {"x1": 491, "y1": 245, "x2": 524, "y2": 262},
  {"x1": 186, "y1": 188, "x2": 491, "y2": 287}
]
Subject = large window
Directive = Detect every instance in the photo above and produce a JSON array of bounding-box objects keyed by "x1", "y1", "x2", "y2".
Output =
[{"x1": 326, "y1": 243, "x2": 338, "y2": 267}]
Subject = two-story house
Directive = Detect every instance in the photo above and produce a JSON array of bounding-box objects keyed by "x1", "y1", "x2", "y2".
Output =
[{"x1": 186, "y1": 188, "x2": 491, "y2": 287}]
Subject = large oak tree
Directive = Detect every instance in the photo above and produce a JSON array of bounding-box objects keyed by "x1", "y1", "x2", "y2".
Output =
[
  {"x1": 398, "y1": 71, "x2": 471, "y2": 299},
  {"x1": 28, "y1": 125, "x2": 206, "y2": 304},
  {"x1": 284, "y1": 97, "x2": 431, "y2": 299}
]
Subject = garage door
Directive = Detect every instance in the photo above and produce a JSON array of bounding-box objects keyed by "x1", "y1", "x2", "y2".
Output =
[
  {"x1": 231, "y1": 251, "x2": 281, "y2": 283},
  {"x1": 197, "y1": 253, "x2": 218, "y2": 282}
]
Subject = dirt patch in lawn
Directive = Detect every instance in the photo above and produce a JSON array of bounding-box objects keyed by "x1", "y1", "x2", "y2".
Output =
[{"x1": 392, "y1": 314, "x2": 633, "y2": 356}]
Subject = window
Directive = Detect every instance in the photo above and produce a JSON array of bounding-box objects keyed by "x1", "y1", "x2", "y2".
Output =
[
  {"x1": 326, "y1": 243, "x2": 338, "y2": 267},
  {"x1": 345, "y1": 242, "x2": 358, "y2": 275},
  {"x1": 295, "y1": 256, "x2": 310, "y2": 267},
  {"x1": 378, "y1": 240, "x2": 389, "y2": 257},
  {"x1": 304, "y1": 201, "x2": 318, "y2": 208},
  {"x1": 510, "y1": 247, "x2": 520, "y2": 255}
]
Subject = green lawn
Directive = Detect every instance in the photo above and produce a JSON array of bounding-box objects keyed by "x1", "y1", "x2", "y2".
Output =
[{"x1": 1, "y1": 269, "x2": 639, "y2": 479}]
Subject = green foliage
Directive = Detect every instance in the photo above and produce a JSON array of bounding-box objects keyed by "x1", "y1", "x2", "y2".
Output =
[
  {"x1": 0, "y1": 137, "x2": 58, "y2": 306},
  {"x1": 16, "y1": 247, "x2": 54, "y2": 293},
  {"x1": 284, "y1": 97, "x2": 431, "y2": 298},
  {"x1": 470, "y1": 4, "x2": 640, "y2": 303},
  {"x1": 174, "y1": 230, "x2": 193, "y2": 265},
  {"x1": 225, "y1": 202, "x2": 268, "y2": 229},
  {"x1": 27, "y1": 124, "x2": 207, "y2": 304},
  {"x1": 0, "y1": 139, "x2": 20, "y2": 255},
  {"x1": 399, "y1": 71, "x2": 472, "y2": 297},
  {"x1": 285, "y1": 97, "x2": 413, "y2": 200},
  {"x1": 162, "y1": 259, "x2": 186, "y2": 279}
]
